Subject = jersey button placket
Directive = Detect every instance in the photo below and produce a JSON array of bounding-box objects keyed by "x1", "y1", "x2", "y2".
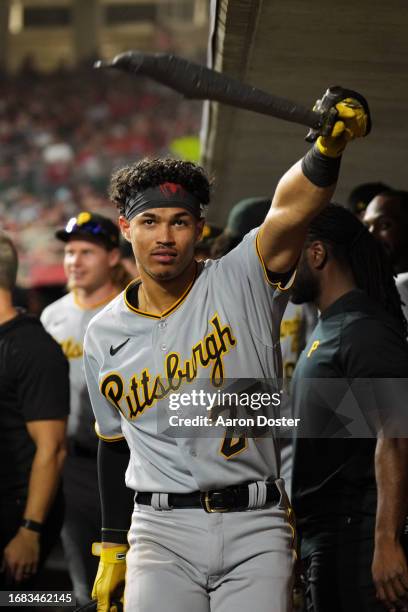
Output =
[{"x1": 158, "y1": 319, "x2": 167, "y2": 352}]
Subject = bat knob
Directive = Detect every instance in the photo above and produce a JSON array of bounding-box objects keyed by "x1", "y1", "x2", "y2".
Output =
[
  {"x1": 110, "y1": 51, "x2": 146, "y2": 73},
  {"x1": 93, "y1": 56, "x2": 137, "y2": 70},
  {"x1": 93, "y1": 60, "x2": 110, "y2": 69},
  {"x1": 94, "y1": 51, "x2": 153, "y2": 75}
]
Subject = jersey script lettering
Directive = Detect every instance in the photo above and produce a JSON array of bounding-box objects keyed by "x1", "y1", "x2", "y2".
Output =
[{"x1": 100, "y1": 313, "x2": 236, "y2": 419}]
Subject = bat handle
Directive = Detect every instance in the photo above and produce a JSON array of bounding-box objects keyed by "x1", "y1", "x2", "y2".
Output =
[
  {"x1": 305, "y1": 87, "x2": 342, "y2": 143},
  {"x1": 305, "y1": 86, "x2": 371, "y2": 143}
]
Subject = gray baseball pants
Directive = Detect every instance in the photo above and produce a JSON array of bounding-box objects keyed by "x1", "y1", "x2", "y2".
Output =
[{"x1": 124, "y1": 481, "x2": 295, "y2": 611}]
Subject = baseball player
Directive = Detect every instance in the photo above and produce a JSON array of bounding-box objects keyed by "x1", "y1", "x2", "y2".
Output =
[
  {"x1": 41, "y1": 212, "x2": 130, "y2": 605},
  {"x1": 83, "y1": 94, "x2": 370, "y2": 612}
]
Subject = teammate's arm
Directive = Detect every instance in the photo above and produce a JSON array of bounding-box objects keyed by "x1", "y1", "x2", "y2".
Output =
[
  {"x1": 372, "y1": 438, "x2": 408, "y2": 610},
  {"x1": 258, "y1": 97, "x2": 369, "y2": 274},
  {"x1": 2, "y1": 420, "x2": 66, "y2": 583},
  {"x1": 340, "y1": 323, "x2": 408, "y2": 610}
]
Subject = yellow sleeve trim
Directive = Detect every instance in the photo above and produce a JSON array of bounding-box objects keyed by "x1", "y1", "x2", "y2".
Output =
[
  {"x1": 94, "y1": 422, "x2": 125, "y2": 442},
  {"x1": 255, "y1": 229, "x2": 297, "y2": 292}
]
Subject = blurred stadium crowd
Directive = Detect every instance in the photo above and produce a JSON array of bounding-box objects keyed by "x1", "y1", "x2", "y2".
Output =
[{"x1": 0, "y1": 63, "x2": 201, "y2": 287}]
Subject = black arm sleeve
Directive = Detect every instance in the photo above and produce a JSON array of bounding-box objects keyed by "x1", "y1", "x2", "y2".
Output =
[{"x1": 98, "y1": 438, "x2": 135, "y2": 544}]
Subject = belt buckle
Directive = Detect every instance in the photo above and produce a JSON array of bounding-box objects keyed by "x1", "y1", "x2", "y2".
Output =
[{"x1": 201, "y1": 491, "x2": 229, "y2": 513}]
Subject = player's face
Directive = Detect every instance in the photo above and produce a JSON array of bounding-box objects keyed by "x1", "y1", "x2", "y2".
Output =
[
  {"x1": 119, "y1": 208, "x2": 203, "y2": 281},
  {"x1": 291, "y1": 246, "x2": 320, "y2": 304},
  {"x1": 63, "y1": 239, "x2": 120, "y2": 292},
  {"x1": 363, "y1": 195, "x2": 407, "y2": 268}
]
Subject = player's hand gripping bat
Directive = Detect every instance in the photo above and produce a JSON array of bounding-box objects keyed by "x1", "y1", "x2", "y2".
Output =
[{"x1": 95, "y1": 51, "x2": 371, "y2": 142}]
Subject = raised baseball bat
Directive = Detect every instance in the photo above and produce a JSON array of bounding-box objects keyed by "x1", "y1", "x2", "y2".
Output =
[{"x1": 94, "y1": 51, "x2": 370, "y2": 141}]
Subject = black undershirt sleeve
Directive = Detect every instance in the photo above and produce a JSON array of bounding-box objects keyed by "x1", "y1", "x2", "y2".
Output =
[
  {"x1": 266, "y1": 266, "x2": 296, "y2": 287},
  {"x1": 98, "y1": 438, "x2": 135, "y2": 544}
]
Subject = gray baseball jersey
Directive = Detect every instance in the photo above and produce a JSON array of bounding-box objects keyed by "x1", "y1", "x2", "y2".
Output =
[
  {"x1": 84, "y1": 229, "x2": 293, "y2": 493},
  {"x1": 280, "y1": 301, "x2": 305, "y2": 382},
  {"x1": 279, "y1": 300, "x2": 306, "y2": 499},
  {"x1": 42, "y1": 291, "x2": 115, "y2": 452}
]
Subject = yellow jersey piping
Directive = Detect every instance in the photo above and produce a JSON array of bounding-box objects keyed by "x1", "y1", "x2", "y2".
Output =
[
  {"x1": 94, "y1": 423, "x2": 125, "y2": 442},
  {"x1": 255, "y1": 229, "x2": 296, "y2": 291},
  {"x1": 124, "y1": 264, "x2": 198, "y2": 319}
]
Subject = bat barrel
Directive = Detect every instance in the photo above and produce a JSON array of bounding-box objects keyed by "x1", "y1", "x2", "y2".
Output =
[
  {"x1": 143, "y1": 54, "x2": 322, "y2": 130},
  {"x1": 103, "y1": 51, "x2": 323, "y2": 131}
]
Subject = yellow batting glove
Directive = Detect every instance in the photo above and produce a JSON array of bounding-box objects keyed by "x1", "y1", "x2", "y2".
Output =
[
  {"x1": 91, "y1": 543, "x2": 128, "y2": 612},
  {"x1": 316, "y1": 98, "x2": 369, "y2": 158}
]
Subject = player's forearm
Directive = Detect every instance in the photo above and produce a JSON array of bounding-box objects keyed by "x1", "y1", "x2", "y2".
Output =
[
  {"x1": 259, "y1": 158, "x2": 335, "y2": 272},
  {"x1": 272, "y1": 156, "x2": 336, "y2": 222},
  {"x1": 23, "y1": 442, "x2": 66, "y2": 523},
  {"x1": 374, "y1": 438, "x2": 408, "y2": 543},
  {"x1": 98, "y1": 439, "x2": 134, "y2": 544}
]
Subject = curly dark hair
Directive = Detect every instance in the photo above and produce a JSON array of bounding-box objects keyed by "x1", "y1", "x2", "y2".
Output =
[
  {"x1": 307, "y1": 203, "x2": 407, "y2": 334},
  {"x1": 110, "y1": 158, "x2": 212, "y2": 215}
]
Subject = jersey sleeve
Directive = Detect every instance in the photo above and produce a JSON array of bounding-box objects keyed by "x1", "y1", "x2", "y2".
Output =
[
  {"x1": 13, "y1": 325, "x2": 70, "y2": 422},
  {"x1": 83, "y1": 339, "x2": 124, "y2": 442},
  {"x1": 340, "y1": 317, "x2": 408, "y2": 436},
  {"x1": 340, "y1": 317, "x2": 408, "y2": 378},
  {"x1": 214, "y1": 228, "x2": 295, "y2": 346}
]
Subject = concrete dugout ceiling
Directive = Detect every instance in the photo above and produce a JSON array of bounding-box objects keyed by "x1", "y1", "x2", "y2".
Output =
[{"x1": 201, "y1": 0, "x2": 408, "y2": 226}]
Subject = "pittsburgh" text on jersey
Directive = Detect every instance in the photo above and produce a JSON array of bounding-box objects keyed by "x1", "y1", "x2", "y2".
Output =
[{"x1": 100, "y1": 313, "x2": 237, "y2": 419}]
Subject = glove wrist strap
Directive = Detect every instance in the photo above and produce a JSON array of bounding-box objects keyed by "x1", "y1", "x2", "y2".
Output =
[
  {"x1": 92, "y1": 542, "x2": 128, "y2": 563},
  {"x1": 101, "y1": 527, "x2": 129, "y2": 544},
  {"x1": 301, "y1": 145, "x2": 341, "y2": 188}
]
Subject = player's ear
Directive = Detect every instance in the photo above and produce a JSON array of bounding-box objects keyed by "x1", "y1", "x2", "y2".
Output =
[
  {"x1": 308, "y1": 240, "x2": 328, "y2": 270},
  {"x1": 119, "y1": 216, "x2": 131, "y2": 242}
]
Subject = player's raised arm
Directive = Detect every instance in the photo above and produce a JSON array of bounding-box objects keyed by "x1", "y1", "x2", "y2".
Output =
[{"x1": 258, "y1": 95, "x2": 370, "y2": 274}]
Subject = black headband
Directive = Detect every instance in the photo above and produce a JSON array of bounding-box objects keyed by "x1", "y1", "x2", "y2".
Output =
[{"x1": 124, "y1": 183, "x2": 205, "y2": 221}]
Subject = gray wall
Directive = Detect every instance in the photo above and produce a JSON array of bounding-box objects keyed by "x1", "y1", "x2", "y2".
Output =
[{"x1": 202, "y1": 0, "x2": 408, "y2": 225}]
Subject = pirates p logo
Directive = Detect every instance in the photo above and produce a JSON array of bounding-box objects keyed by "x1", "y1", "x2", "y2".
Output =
[{"x1": 307, "y1": 340, "x2": 320, "y2": 358}]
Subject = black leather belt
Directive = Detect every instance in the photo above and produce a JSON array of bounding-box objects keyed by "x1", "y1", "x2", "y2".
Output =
[{"x1": 136, "y1": 481, "x2": 280, "y2": 513}]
